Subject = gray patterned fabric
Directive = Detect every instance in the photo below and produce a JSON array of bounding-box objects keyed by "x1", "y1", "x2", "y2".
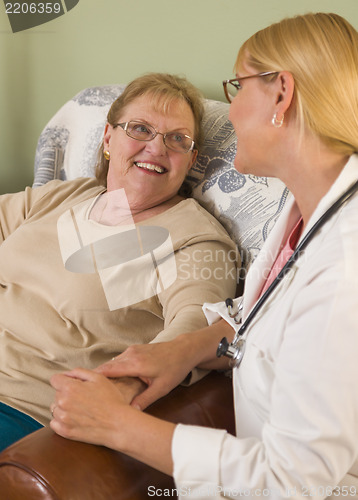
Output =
[{"x1": 33, "y1": 85, "x2": 289, "y2": 271}]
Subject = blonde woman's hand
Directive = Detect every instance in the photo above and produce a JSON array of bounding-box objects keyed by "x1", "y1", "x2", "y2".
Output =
[
  {"x1": 96, "y1": 321, "x2": 233, "y2": 410},
  {"x1": 95, "y1": 338, "x2": 195, "y2": 410}
]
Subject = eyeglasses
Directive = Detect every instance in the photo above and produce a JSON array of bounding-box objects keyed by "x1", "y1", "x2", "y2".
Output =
[
  {"x1": 113, "y1": 121, "x2": 195, "y2": 153},
  {"x1": 222, "y1": 71, "x2": 279, "y2": 103}
]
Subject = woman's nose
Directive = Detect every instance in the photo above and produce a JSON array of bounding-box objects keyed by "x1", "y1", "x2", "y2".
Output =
[{"x1": 145, "y1": 134, "x2": 167, "y2": 155}]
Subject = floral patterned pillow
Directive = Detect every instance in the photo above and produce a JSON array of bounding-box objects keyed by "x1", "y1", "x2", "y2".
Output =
[{"x1": 33, "y1": 86, "x2": 289, "y2": 270}]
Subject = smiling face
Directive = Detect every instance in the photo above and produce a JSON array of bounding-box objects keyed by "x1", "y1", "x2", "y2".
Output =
[{"x1": 103, "y1": 94, "x2": 197, "y2": 211}]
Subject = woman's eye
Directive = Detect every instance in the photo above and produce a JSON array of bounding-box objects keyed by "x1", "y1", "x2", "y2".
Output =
[
  {"x1": 133, "y1": 124, "x2": 151, "y2": 134},
  {"x1": 170, "y1": 133, "x2": 184, "y2": 143}
]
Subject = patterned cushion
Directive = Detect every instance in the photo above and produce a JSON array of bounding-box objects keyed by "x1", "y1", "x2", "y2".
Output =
[
  {"x1": 33, "y1": 85, "x2": 289, "y2": 270},
  {"x1": 34, "y1": 85, "x2": 126, "y2": 184}
]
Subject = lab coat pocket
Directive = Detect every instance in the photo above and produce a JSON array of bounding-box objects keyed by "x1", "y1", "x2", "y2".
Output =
[{"x1": 238, "y1": 341, "x2": 275, "y2": 423}]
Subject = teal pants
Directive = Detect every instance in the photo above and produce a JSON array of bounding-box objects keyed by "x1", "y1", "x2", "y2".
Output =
[{"x1": 0, "y1": 402, "x2": 43, "y2": 452}]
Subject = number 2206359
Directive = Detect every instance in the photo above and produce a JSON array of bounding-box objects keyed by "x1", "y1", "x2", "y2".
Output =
[{"x1": 5, "y1": 2, "x2": 62, "y2": 14}]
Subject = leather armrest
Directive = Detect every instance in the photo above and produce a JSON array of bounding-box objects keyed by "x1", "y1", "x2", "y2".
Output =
[{"x1": 0, "y1": 371, "x2": 234, "y2": 500}]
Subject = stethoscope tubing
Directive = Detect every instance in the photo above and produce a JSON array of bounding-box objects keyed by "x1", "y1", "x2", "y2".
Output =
[{"x1": 217, "y1": 179, "x2": 358, "y2": 362}]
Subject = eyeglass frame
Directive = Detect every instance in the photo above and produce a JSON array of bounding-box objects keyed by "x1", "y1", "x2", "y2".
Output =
[
  {"x1": 113, "y1": 121, "x2": 196, "y2": 154},
  {"x1": 222, "y1": 71, "x2": 279, "y2": 103}
]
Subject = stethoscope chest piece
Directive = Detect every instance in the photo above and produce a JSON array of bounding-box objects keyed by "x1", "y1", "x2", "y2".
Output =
[{"x1": 217, "y1": 336, "x2": 246, "y2": 368}]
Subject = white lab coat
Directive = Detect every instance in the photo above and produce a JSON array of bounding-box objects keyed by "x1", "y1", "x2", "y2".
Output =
[{"x1": 172, "y1": 155, "x2": 358, "y2": 500}]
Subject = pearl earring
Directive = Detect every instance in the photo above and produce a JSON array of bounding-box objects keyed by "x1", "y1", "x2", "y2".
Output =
[{"x1": 272, "y1": 113, "x2": 284, "y2": 128}]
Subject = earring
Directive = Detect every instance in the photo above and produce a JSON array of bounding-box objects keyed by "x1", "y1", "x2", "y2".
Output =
[
  {"x1": 272, "y1": 113, "x2": 284, "y2": 128},
  {"x1": 103, "y1": 150, "x2": 110, "y2": 160}
]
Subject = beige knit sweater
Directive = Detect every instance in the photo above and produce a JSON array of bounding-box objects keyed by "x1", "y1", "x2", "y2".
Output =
[{"x1": 0, "y1": 178, "x2": 238, "y2": 425}]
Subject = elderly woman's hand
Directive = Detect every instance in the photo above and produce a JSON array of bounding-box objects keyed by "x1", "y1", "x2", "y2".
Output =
[
  {"x1": 50, "y1": 368, "x2": 176, "y2": 474},
  {"x1": 50, "y1": 368, "x2": 134, "y2": 447},
  {"x1": 111, "y1": 376, "x2": 147, "y2": 405}
]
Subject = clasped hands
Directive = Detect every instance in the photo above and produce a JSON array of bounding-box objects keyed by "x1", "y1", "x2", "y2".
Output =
[
  {"x1": 49, "y1": 337, "x2": 194, "y2": 444},
  {"x1": 49, "y1": 321, "x2": 232, "y2": 443}
]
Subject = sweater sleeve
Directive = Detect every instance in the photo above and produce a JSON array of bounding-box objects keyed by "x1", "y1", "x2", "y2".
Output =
[
  {"x1": 152, "y1": 237, "x2": 238, "y2": 342},
  {"x1": 0, "y1": 188, "x2": 35, "y2": 243},
  {"x1": 0, "y1": 179, "x2": 100, "y2": 245},
  {"x1": 0, "y1": 181, "x2": 69, "y2": 243},
  {"x1": 151, "y1": 234, "x2": 238, "y2": 384}
]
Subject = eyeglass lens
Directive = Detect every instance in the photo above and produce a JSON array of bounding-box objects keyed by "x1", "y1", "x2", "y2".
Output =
[
  {"x1": 223, "y1": 72, "x2": 279, "y2": 103},
  {"x1": 226, "y1": 82, "x2": 239, "y2": 102},
  {"x1": 125, "y1": 121, "x2": 193, "y2": 153}
]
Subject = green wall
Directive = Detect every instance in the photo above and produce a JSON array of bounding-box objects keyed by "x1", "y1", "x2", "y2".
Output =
[{"x1": 1, "y1": 0, "x2": 357, "y2": 193}]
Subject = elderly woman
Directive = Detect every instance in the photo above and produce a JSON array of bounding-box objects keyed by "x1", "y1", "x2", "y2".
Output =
[
  {"x1": 0, "y1": 73, "x2": 238, "y2": 451},
  {"x1": 52, "y1": 13, "x2": 358, "y2": 499}
]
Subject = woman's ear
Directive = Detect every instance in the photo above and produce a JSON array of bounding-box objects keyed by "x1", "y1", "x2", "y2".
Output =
[
  {"x1": 188, "y1": 149, "x2": 198, "y2": 170},
  {"x1": 275, "y1": 71, "x2": 295, "y2": 114},
  {"x1": 103, "y1": 123, "x2": 112, "y2": 150}
]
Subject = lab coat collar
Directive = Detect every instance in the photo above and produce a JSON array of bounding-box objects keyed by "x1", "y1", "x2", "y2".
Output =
[{"x1": 300, "y1": 154, "x2": 358, "y2": 240}]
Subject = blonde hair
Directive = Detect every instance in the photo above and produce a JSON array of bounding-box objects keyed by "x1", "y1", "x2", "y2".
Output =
[
  {"x1": 96, "y1": 73, "x2": 204, "y2": 186},
  {"x1": 235, "y1": 13, "x2": 358, "y2": 155}
]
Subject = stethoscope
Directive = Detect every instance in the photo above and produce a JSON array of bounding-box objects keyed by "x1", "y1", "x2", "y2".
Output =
[{"x1": 217, "y1": 179, "x2": 358, "y2": 368}]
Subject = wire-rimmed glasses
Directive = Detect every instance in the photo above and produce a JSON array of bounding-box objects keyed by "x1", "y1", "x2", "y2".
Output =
[
  {"x1": 223, "y1": 71, "x2": 279, "y2": 103},
  {"x1": 114, "y1": 121, "x2": 195, "y2": 153}
]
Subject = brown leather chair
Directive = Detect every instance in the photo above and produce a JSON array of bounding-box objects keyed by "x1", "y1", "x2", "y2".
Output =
[{"x1": 0, "y1": 371, "x2": 234, "y2": 500}]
